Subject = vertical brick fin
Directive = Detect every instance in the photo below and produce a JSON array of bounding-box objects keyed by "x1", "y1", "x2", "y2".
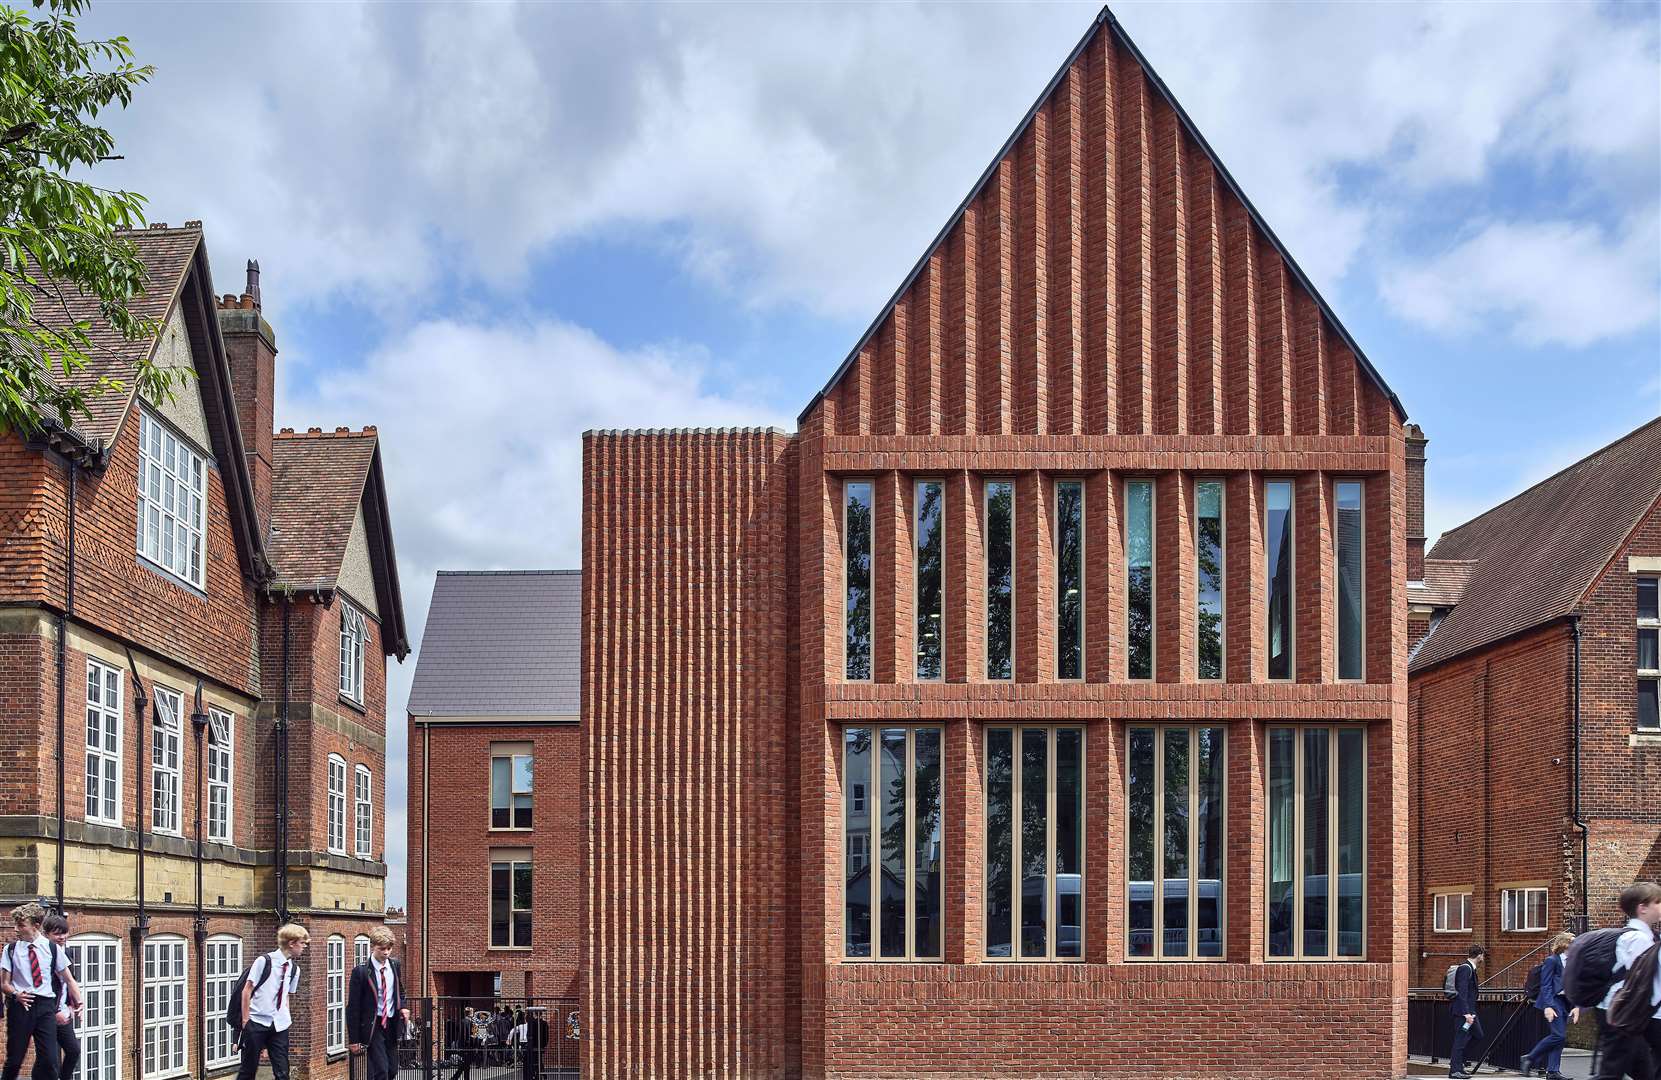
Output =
[
  {"x1": 1083, "y1": 32, "x2": 1119, "y2": 436},
  {"x1": 1222, "y1": 192, "x2": 1258, "y2": 436},
  {"x1": 1187, "y1": 153, "x2": 1223, "y2": 435},
  {"x1": 1085, "y1": 720, "x2": 1119, "y2": 962},
  {"x1": 1296, "y1": 472, "x2": 1332, "y2": 683},
  {"x1": 1226, "y1": 720, "x2": 1265, "y2": 963},
  {"x1": 1014, "y1": 472, "x2": 1053, "y2": 682},
  {"x1": 910, "y1": 253, "x2": 943, "y2": 436},
  {"x1": 1116, "y1": 49, "x2": 1152, "y2": 435},
  {"x1": 976, "y1": 166, "x2": 1013, "y2": 436},
  {"x1": 946, "y1": 471, "x2": 983, "y2": 683},
  {"x1": 1014, "y1": 114, "x2": 1049, "y2": 436},
  {"x1": 1048, "y1": 67, "x2": 1085, "y2": 436},
  {"x1": 1293, "y1": 292, "x2": 1327, "y2": 435},
  {"x1": 1361, "y1": 373, "x2": 1393, "y2": 437},
  {"x1": 1326, "y1": 327, "x2": 1358, "y2": 437},
  {"x1": 1225, "y1": 472, "x2": 1262, "y2": 683},
  {"x1": 1152, "y1": 103, "x2": 1188, "y2": 436},
  {"x1": 1084, "y1": 472, "x2": 1118, "y2": 682},
  {"x1": 1256, "y1": 240, "x2": 1291, "y2": 437},
  {"x1": 953, "y1": 210, "x2": 979, "y2": 437},
  {"x1": 873, "y1": 314, "x2": 900, "y2": 437}
]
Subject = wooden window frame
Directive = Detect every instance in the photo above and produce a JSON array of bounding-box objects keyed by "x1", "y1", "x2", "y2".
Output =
[
  {"x1": 1125, "y1": 724, "x2": 1228, "y2": 962},
  {"x1": 1054, "y1": 480, "x2": 1086, "y2": 681},
  {"x1": 1194, "y1": 479, "x2": 1226, "y2": 682},
  {"x1": 842, "y1": 725, "x2": 945, "y2": 962},
  {"x1": 1124, "y1": 477, "x2": 1156, "y2": 681},
  {"x1": 1265, "y1": 724, "x2": 1368, "y2": 962},
  {"x1": 984, "y1": 479, "x2": 1017, "y2": 681},
  {"x1": 1264, "y1": 479, "x2": 1296, "y2": 682},
  {"x1": 914, "y1": 478, "x2": 946, "y2": 681},
  {"x1": 1335, "y1": 479, "x2": 1366, "y2": 683},
  {"x1": 985, "y1": 724, "x2": 1087, "y2": 962}
]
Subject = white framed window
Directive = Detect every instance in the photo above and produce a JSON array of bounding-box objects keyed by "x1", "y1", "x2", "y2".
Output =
[
  {"x1": 490, "y1": 748, "x2": 533, "y2": 830},
  {"x1": 150, "y1": 686, "x2": 182, "y2": 836},
  {"x1": 203, "y1": 936, "x2": 241, "y2": 1068},
  {"x1": 355, "y1": 764, "x2": 373, "y2": 857},
  {"x1": 136, "y1": 409, "x2": 206, "y2": 589},
  {"x1": 354, "y1": 935, "x2": 371, "y2": 970},
  {"x1": 325, "y1": 936, "x2": 346, "y2": 1051},
  {"x1": 142, "y1": 935, "x2": 187, "y2": 1079},
  {"x1": 490, "y1": 854, "x2": 533, "y2": 949},
  {"x1": 339, "y1": 603, "x2": 367, "y2": 704},
  {"x1": 1433, "y1": 892, "x2": 1471, "y2": 933},
  {"x1": 1638, "y1": 578, "x2": 1658, "y2": 730},
  {"x1": 327, "y1": 755, "x2": 348, "y2": 855},
  {"x1": 207, "y1": 709, "x2": 232, "y2": 844},
  {"x1": 68, "y1": 933, "x2": 120, "y2": 1080},
  {"x1": 1502, "y1": 887, "x2": 1548, "y2": 932},
  {"x1": 85, "y1": 659, "x2": 122, "y2": 826}
]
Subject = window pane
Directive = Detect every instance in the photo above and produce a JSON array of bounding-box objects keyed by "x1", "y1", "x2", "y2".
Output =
[
  {"x1": 491, "y1": 757, "x2": 510, "y2": 810},
  {"x1": 1196, "y1": 727, "x2": 1225, "y2": 957},
  {"x1": 879, "y1": 729, "x2": 907, "y2": 958},
  {"x1": 912, "y1": 728, "x2": 942, "y2": 959},
  {"x1": 1019, "y1": 728, "x2": 1048, "y2": 958},
  {"x1": 1055, "y1": 729, "x2": 1083, "y2": 958},
  {"x1": 1127, "y1": 728, "x2": 1155, "y2": 958},
  {"x1": 1302, "y1": 727, "x2": 1330, "y2": 957},
  {"x1": 844, "y1": 728, "x2": 872, "y2": 957},
  {"x1": 1641, "y1": 679, "x2": 1659, "y2": 730},
  {"x1": 986, "y1": 481, "x2": 1014, "y2": 680},
  {"x1": 985, "y1": 729, "x2": 1014, "y2": 958},
  {"x1": 513, "y1": 912, "x2": 532, "y2": 947},
  {"x1": 1336, "y1": 482, "x2": 1364, "y2": 680},
  {"x1": 490, "y1": 865, "x2": 509, "y2": 947},
  {"x1": 1268, "y1": 728, "x2": 1296, "y2": 957},
  {"x1": 1267, "y1": 482, "x2": 1294, "y2": 680},
  {"x1": 515, "y1": 794, "x2": 533, "y2": 830},
  {"x1": 1196, "y1": 482, "x2": 1224, "y2": 680},
  {"x1": 513, "y1": 863, "x2": 533, "y2": 910},
  {"x1": 1640, "y1": 628, "x2": 1658, "y2": 671},
  {"x1": 1162, "y1": 728, "x2": 1190, "y2": 958},
  {"x1": 916, "y1": 482, "x2": 944, "y2": 680},
  {"x1": 1337, "y1": 727, "x2": 1365, "y2": 956},
  {"x1": 845, "y1": 482, "x2": 873, "y2": 680},
  {"x1": 1056, "y1": 482, "x2": 1084, "y2": 680},
  {"x1": 513, "y1": 754, "x2": 533, "y2": 793},
  {"x1": 1639, "y1": 579, "x2": 1659, "y2": 621},
  {"x1": 1126, "y1": 481, "x2": 1153, "y2": 679}
]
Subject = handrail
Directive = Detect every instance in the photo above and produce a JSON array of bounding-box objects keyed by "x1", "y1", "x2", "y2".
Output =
[{"x1": 1483, "y1": 937, "x2": 1556, "y2": 990}]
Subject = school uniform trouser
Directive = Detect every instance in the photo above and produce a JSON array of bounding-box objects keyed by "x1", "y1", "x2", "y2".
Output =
[
  {"x1": 30, "y1": 1025, "x2": 77, "y2": 1080},
  {"x1": 1594, "y1": 1009, "x2": 1658, "y2": 1080},
  {"x1": 1449, "y1": 1011, "x2": 1484, "y2": 1073},
  {"x1": 3, "y1": 997, "x2": 60, "y2": 1080},
  {"x1": 1524, "y1": 1006, "x2": 1568, "y2": 1074},
  {"x1": 237, "y1": 1021, "x2": 291, "y2": 1080},
  {"x1": 365, "y1": 1021, "x2": 398, "y2": 1080}
]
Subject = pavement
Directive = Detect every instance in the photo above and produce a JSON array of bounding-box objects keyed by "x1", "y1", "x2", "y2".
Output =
[{"x1": 1406, "y1": 1049, "x2": 1596, "y2": 1079}]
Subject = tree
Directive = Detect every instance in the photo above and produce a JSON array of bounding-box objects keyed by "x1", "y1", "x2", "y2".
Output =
[{"x1": 0, "y1": 0, "x2": 176, "y2": 438}]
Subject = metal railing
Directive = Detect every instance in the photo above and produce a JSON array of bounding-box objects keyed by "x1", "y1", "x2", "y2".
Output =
[
  {"x1": 1408, "y1": 987, "x2": 1549, "y2": 1072},
  {"x1": 350, "y1": 996, "x2": 580, "y2": 1080}
]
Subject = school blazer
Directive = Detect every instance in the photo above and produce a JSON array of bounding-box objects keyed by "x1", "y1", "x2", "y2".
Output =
[{"x1": 346, "y1": 958, "x2": 406, "y2": 1046}]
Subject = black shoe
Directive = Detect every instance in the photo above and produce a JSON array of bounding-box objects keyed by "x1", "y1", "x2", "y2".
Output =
[
  {"x1": 1448, "y1": 1072, "x2": 1471, "y2": 1079},
  {"x1": 1518, "y1": 1055, "x2": 1534, "y2": 1076}
]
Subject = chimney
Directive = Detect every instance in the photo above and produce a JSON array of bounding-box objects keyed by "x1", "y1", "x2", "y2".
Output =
[
  {"x1": 1405, "y1": 423, "x2": 1428, "y2": 582},
  {"x1": 217, "y1": 261, "x2": 276, "y2": 537}
]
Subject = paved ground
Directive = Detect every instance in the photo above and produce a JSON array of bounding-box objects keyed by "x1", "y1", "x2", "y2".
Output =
[{"x1": 1407, "y1": 1049, "x2": 1596, "y2": 1078}]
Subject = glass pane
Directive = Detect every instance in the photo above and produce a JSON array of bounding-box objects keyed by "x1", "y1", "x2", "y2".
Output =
[
  {"x1": 912, "y1": 728, "x2": 943, "y2": 959},
  {"x1": 1162, "y1": 728, "x2": 1190, "y2": 958},
  {"x1": 1303, "y1": 727, "x2": 1330, "y2": 957},
  {"x1": 1019, "y1": 729, "x2": 1048, "y2": 957},
  {"x1": 1640, "y1": 628, "x2": 1658, "y2": 671},
  {"x1": 513, "y1": 863, "x2": 532, "y2": 910},
  {"x1": 1056, "y1": 483, "x2": 1084, "y2": 680},
  {"x1": 986, "y1": 481, "x2": 1014, "y2": 680},
  {"x1": 1055, "y1": 729, "x2": 1083, "y2": 958},
  {"x1": 1196, "y1": 482, "x2": 1224, "y2": 680},
  {"x1": 1641, "y1": 679, "x2": 1659, "y2": 730},
  {"x1": 879, "y1": 729, "x2": 907, "y2": 958},
  {"x1": 1126, "y1": 481, "x2": 1153, "y2": 679},
  {"x1": 490, "y1": 865, "x2": 509, "y2": 947},
  {"x1": 1336, "y1": 482, "x2": 1364, "y2": 680},
  {"x1": 1196, "y1": 727, "x2": 1225, "y2": 957},
  {"x1": 1639, "y1": 579, "x2": 1659, "y2": 621},
  {"x1": 843, "y1": 728, "x2": 872, "y2": 957},
  {"x1": 845, "y1": 482, "x2": 873, "y2": 680},
  {"x1": 1127, "y1": 728, "x2": 1155, "y2": 958},
  {"x1": 1267, "y1": 482, "x2": 1294, "y2": 680},
  {"x1": 1337, "y1": 727, "x2": 1365, "y2": 956},
  {"x1": 1268, "y1": 728, "x2": 1296, "y2": 957},
  {"x1": 916, "y1": 482, "x2": 944, "y2": 680},
  {"x1": 512, "y1": 911, "x2": 531, "y2": 948},
  {"x1": 986, "y1": 729, "x2": 1014, "y2": 958},
  {"x1": 515, "y1": 795, "x2": 533, "y2": 830},
  {"x1": 513, "y1": 755, "x2": 533, "y2": 793},
  {"x1": 491, "y1": 757, "x2": 509, "y2": 811}
]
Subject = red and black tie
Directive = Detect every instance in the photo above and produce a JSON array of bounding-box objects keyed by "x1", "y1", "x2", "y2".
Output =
[
  {"x1": 27, "y1": 944, "x2": 42, "y2": 989},
  {"x1": 276, "y1": 961, "x2": 289, "y2": 1009}
]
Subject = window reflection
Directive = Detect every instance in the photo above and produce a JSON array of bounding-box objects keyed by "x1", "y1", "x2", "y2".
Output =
[
  {"x1": 916, "y1": 481, "x2": 944, "y2": 680},
  {"x1": 1129, "y1": 725, "x2": 1225, "y2": 960},
  {"x1": 1056, "y1": 482, "x2": 1084, "y2": 679},
  {"x1": 1266, "y1": 481, "x2": 1294, "y2": 680},
  {"x1": 986, "y1": 726, "x2": 1084, "y2": 960},
  {"x1": 845, "y1": 482, "x2": 874, "y2": 680},
  {"x1": 1336, "y1": 482, "x2": 1363, "y2": 680},
  {"x1": 844, "y1": 726, "x2": 943, "y2": 960},
  {"x1": 1196, "y1": 481, "x2": 1224, "y2": 680},
  {"x1": 1126, "y1": 481, "x2": 1154, "y2": 679},
  {"x1": 986, "y1": 481, "x2": 1014, "y2": 679}
]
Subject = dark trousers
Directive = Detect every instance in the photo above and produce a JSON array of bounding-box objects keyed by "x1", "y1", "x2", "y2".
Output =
[
  {"x1": 1524, "y1": 1007, "x2": 1568, "y2": 1074},
  {"x1": 1450, "y1": 1011, "x2": 1485, "y2": 1073},
  {"x1": 1595, "y1": 1008, "x2": 1659, "y2": 1080},
  {"x1": 236, "y1": 1021, "x2": 291, "y2": 1080},
  {"x1": 365, "y1": 1022, "x2": 398, "y2": 1080},
  {"x1": 3, "y1": 997, "x2": 59, "y2": 1080},
  {"x1": 30, "y1": 1025, "x2": 76, "y2": 1080},
  {"x1": 446, "y1": 1045, "x2": 472, "y2": 1080}
]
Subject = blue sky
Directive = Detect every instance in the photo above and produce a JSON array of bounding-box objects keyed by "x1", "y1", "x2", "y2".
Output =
[{"x1": 83, "y1": 2, "x2": 1659, "y2": 908}]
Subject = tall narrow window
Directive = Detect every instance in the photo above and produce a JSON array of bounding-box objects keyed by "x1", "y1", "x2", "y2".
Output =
[
  {"x1": 843, "y1": 726, "x2": 943, "y2": 960},
  {"x1": 136, "y1": 410, "x2": 206, "y2": 589},
  {"x1": 491, "y1": 748, "x2": 534, "y2": 829},
  {"x1": 354, "y1": 935, "x2": 371, "y2": 969},
  {"x1": 355, "y1": 764, "x2": 373, "y2": 857},
  {"x1": 204, "y1": 936, "x2": 241, "y2": 1067},
  {"x1": 985, "y1": 480, "x2": 1014, "y2": 680},
  {"x1": 985, "y1": 726, "x2": 1084, "y2": 960},
  {"x1": 844, "y1": 481, "x2": 874, "y2": 680},
  {"x1": 151, "y1": 686, "x2": 182, "y2": 836},
  {"x1": 1195, "y1": 481, "x2": 1224, "y2": 680},
  {"x1": 142, "y1": 935, "x2": 187, "y2": 1079},
  {"x1": 1125, "y1": 480, "x2": 1154, "y2": 679},
  {"x1": 68, "y1": 934, "x2": 120, "y2": 1080},
  {"x1": 1056, "y1": 482, "x2": 1084, "y2": 680},
  {"x1": 325, "y1": 936, "x2": 346, "y2": 1051},
  {"x1": 85, "y1": 659, "x2": 122, "y2": 825},
  {"x1": 207, "y1": 709, "x2": 232, "y2": 843},
  {"x1": 490, "y1": 854, "x2": 534, "y2": 948},
  {"x1": 1127, "y1": 726, "x2": 1224, "y2": 959},
  {"x1": 915, "y1": 480, "x2": 944, "y2": 680},
  {"x1": 339, "y1": 603, "x2": 367, "y2": 704},
  {"x1": 1638, "y1": 578, "x2": 1658, "y2": 730},
  {"x1": 327, "y1": 754, "x2": 347, "y2": 855},
  {"x1": 1336, "y1": 481, "x2": 1364, "y2": 680},
  {"x1": 1268, "y1": 725, "x2": 1366, "y2": 959},
  {"x1": 1265, "y1": 481, "x2": 1295, "y2": 680}
]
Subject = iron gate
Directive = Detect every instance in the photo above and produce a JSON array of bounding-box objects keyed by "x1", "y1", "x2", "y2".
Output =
[{"x1": 351, "y1": 996, "x2": 579, "y2": 1080}]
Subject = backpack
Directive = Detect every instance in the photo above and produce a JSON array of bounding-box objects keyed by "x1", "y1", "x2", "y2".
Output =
[
  {"x1": 1443, "y1": 963, "x2": 1461, "y2": 1000},
  {"x1": 1606, "y1": 941, "x2": 1661, "y2": 1036},
  {"x1": 1562, "y1": 926, "x2": 1629, "y2": 1008},
  {"x1": 1522, "y1": 957, "x2": 1547, "y2": 1004},
  {"x1": 223, "y1": 953, "x2": 280, "y2": 1034},
  {"x1": 9, "y1": 941, "x2": 65, "y2": 1001}
]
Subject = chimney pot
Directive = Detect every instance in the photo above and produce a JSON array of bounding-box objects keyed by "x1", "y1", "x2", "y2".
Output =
[
  {"x1": 183, "y1": 220, "x2": 202, "y2": 229},
  {"x1": 148, "y1": 222, "x2": 168, "y2": 230},
  {"x1": 279, "y1": 427, "x2": 294, "y2": 435},
  {"x1": 336, "y1": 426, "x2": 350, "y2": 434},
  {"x1": 308, "y1": 427, "x2": 322, "y2": 434},
  {"x1": 245, "y1": 260, "x2": 261, "y2": 309}
]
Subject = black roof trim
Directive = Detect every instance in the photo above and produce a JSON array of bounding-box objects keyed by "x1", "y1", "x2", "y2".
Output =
[
  {"x1": 362, "y1": 439, "x2": 410, "y2": 660},
  {"x1": 799, "y1": 4, "x2": 1407, "y2": 425}
]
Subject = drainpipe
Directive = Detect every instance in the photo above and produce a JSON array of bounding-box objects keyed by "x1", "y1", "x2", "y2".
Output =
[
  {"x1": 124, "y1": 648, "x2": 149, "y2": 1079},
  {"x1": 54, "y1": 461, "x2": 77, "y2": 907},
  {"x1": 277, "y1": 593, "x2": 291, "y2": 922},
  {"x1": 190, "y1": 683, "x2": 209, "y2": 1080},
  {"x1": 1571, "y1": 616, "x2": 1589, "y2": 930}
]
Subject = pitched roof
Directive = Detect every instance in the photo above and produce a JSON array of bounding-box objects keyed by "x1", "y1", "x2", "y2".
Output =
[
  {"x1": 1410, "y1": 558, "x2": 1478, "y2": 609},
  {"x1": 407, "y1": 570, "x2": 581, "y2": 718},
  {"x1": 1410, "y1": 416, "x2": 1661, "y2": 673},
  {"x1": 269, "y1": 427, "x2": 409, "y2": 657}
]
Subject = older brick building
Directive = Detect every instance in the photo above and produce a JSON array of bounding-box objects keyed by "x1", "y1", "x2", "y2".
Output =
[
  {"x1": 0, "y1": 223, "x2": 408, "y2": 1080},
  {"x1": 1408, "y1": 417, "x2": 1661, "y2": 987},
  {"x1": 582, "y1": 8, "x2": 1412, "y2": 1079}
]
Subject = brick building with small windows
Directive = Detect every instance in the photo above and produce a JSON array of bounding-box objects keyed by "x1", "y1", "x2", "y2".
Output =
[
  {"x1": 0, "y1": 223, "x2": 409, "y2": 1080},
  {"x1": 581, "y1": 7, "x2": 1413, "y2": 1078},
  {"x1": 1408, "y1": 416, "x2": 1661, "y2": 987}
]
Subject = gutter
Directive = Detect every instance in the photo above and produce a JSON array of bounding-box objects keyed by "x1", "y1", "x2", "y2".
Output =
[
  {"x1": 190, "y1": 683, "x2": 209, "y2": 1080},
  {"x1": 277, "y1": 592, "x2": 292, "y2": 922},
  {"x1": 1571, "y1": 615, "x2": 1589, "y2": 930},
  {"x1": 123, "y1": 647, "x2": 149, "y2": 1080},
  {"x1": 54, "y1": 460, "x2": 77, "y2": 907}
]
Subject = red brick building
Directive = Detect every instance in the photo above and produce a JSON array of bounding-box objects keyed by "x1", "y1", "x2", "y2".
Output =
[
  {"x1": 1408, "y1": 417, "x2": 1661, "y2": 986},
  {"x1": 0, "y1": 223, "x2": 409, "y2": 1080},
  {"x1": 405, "y1": 570, "x2": 582, "y2": 1002},
  {"x1": 582, "y1": 9, "x2": 1413, "y2": 1078}
]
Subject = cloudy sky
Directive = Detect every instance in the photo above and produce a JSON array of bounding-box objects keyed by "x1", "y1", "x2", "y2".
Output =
[{"x1": 83, "y1": 2, "x2": 1658, "y2": 908}]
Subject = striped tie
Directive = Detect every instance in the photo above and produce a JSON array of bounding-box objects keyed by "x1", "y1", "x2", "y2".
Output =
[
  {"x1": 276, "y1": 961, "x2": 289, "y2": 1009},
  {"x1": 27, "y1": 944, "x2": 42, "y2": 990}
]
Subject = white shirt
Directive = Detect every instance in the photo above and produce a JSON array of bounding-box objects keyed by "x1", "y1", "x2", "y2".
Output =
[
  {"x1": 1600, "y1": 918, "x2": 1657, "y2": 1011},
  {"x1": 246, "y1": 950, "x2": 301, "y2": 1032},
  {"x1": 370, "y1": 958, "x2": 396, "y2": 1018},
  {"x1": 1, "y1": 936, "x2": 67, "y2": 998}
]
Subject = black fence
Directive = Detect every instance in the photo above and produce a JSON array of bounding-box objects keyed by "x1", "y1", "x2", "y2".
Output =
[
  {"x1": 350, "y1": 996, "x2": 579, "y2": 1080},
  {"x1": 1408, "y1": 988, "x2": 1553, "y2": 1072}
]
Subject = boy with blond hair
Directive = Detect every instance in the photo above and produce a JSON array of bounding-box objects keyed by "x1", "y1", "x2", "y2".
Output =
[
  {"x1": 347, "y1": 926, "x2": 409, "y2": 1080},
  {"x1": 0, "y1": 904, "x2": 79, "y2": 1080},
  {"x1": 236, "y1": 923, "x2": 308, "y2": 1080}
]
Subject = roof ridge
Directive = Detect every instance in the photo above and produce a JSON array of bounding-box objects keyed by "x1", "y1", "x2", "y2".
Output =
[
  {"x1": 582, "y1": 426, "x2": 790, "y2": 437},
  {"x1": 275, "y1": 425, "x2": 380, "y2": 439},
  {"x1": 436, "y1": 569, "x2": 581, "y2": 577}
]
